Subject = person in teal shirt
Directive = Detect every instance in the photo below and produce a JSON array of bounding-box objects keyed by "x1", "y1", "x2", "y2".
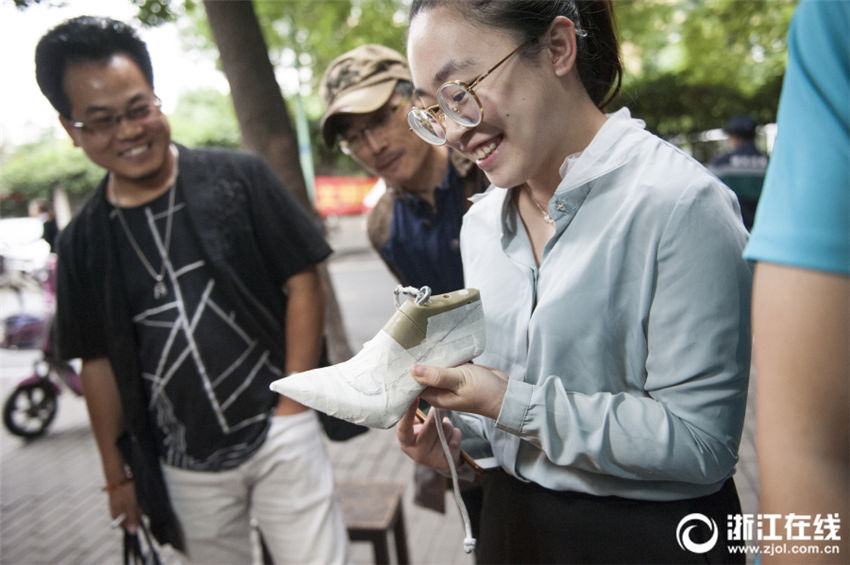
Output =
[{"x1": 744, "y1": 1, "x2": 849, "y2": 562}]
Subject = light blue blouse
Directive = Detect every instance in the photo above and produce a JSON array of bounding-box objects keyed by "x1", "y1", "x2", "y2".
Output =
[{"x1": 458, "y1": 108, "x2": 753, "y2": 501}]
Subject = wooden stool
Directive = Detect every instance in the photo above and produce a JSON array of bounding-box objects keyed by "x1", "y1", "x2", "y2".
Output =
[{"x1": 337, "y1": 480, "x2": 410, "y2": 564}]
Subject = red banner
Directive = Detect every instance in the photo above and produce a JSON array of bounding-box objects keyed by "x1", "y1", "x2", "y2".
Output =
[{"x1": 313, "y1": 176, "x2": 378, "y2": 217}]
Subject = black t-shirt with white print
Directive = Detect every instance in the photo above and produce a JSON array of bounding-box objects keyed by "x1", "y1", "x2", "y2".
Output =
[{"x1": 109, "y1": 185, "x2": 282, "y2": 471}]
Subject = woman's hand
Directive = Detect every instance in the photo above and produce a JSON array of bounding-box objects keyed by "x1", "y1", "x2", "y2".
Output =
[
  {"x1": 411, "y1": 363, "x2": 509, "y2": 419},
  {"x1": 396, "y1": 402, "x2": 462, "y2": 475}
]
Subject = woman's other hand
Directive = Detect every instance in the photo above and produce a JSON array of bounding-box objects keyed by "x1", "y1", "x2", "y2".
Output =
[
  {"x1": 396, "y1": 401, "x2": 462, "y2": 474},
  {"x1": 411, "y1": 363, "x2": 509, "y2": 419}
]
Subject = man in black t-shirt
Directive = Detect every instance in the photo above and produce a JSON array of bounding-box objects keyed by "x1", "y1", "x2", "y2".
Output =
[{"x1": 35, "y1": 16, "x2": 349, "y2": 563}]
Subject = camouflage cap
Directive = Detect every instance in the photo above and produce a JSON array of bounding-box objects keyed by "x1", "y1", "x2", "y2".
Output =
[{"x1": 319, "y1": 44, "x2": 412, "y2": 148}]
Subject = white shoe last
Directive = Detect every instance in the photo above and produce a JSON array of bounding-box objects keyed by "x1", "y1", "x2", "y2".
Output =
[{"x1": 270, "y1": 288, "x2": 485, "y2": 428}]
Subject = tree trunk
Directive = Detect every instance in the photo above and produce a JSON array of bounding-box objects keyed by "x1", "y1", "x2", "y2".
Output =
[{"x1": 203, "y1": 0, "x2": 353, "y2": 363}]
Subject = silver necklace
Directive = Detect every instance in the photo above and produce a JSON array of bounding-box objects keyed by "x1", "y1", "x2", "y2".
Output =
[
  {"x1": 111, "y1": 181, "x2": 176, "y2": 300},
  {"x1": 523, "y1": 185, "x2": 554, "y2": 224}
]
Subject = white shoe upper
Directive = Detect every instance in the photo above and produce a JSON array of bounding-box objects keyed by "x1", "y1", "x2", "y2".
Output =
[{"x1": 270, "y1": 292, "x2": 486, "y2": 428}]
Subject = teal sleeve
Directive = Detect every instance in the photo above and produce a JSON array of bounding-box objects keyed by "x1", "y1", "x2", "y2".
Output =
[{"x1": 744, "y1": 0, "x2": 850, "y2": 274}]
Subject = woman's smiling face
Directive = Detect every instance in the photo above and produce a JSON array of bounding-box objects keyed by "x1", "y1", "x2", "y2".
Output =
[{"x1": 407, "y1": 6, "x2": 568, "y2": 190}]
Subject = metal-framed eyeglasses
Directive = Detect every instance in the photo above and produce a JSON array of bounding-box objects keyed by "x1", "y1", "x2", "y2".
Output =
[
  {"x1": 338, "y1": 95, "x2": 411, "y2": 155},
  {"x1": 70, "y1": 96, "x2": 162, "y2": 137},
  {"x1": 406, "y1": 41, "x2": 529, "y2": 146}
]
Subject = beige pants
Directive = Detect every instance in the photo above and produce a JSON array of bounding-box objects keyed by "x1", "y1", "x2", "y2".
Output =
[{"x1": 162, "y1": 410, "x2": 350, "y2": 564}]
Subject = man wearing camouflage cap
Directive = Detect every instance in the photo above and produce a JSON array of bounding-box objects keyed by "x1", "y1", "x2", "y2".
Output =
[
  {"x1": 320, "y1": 44, "x2": 487, "y2": 294},
  {"x1": 320, "y1": 44, "x2": 487, "y2": 542}
]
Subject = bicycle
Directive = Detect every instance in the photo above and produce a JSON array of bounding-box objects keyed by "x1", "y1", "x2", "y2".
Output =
[
  {"x1": 2, "y1": 310, "x2": 83, "y2": 439},
  {"x1": 2, "y1": 254, "x2": 83, "y2": 439}
]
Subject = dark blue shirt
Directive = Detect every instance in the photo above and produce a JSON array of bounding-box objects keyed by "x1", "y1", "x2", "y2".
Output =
[
  {"x1": 709, "y1": 141, "x2": 768, "y2": 230},
  {"x1": 379, "y1": 163, "x2": 468, "y2": 294}
]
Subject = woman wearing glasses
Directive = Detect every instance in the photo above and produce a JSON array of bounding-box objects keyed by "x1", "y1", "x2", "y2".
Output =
[{"x1": 397, "y1": 1, "x2": 751, "y2": 563}]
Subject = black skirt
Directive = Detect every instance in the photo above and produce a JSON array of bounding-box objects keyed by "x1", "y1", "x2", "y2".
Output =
[{"x1": 476, "y1": 469, "x2": 745, "y2": 564}]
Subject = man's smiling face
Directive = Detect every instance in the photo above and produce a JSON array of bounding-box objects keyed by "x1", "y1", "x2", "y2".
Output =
[{"x1": 60, "y1": 53, "x2": 172, "y2": 192}]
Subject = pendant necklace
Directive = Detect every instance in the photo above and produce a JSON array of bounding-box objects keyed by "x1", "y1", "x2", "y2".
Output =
[
  {"x1": 523, "y1": 184, "x2": 555, "y2": 224},
  {"x1": 111, "y1": 179, "x2": 177, "y2": 300}
]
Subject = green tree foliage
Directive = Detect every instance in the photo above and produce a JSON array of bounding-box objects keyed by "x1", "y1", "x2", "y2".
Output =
[
  {"x1": 126, "y1": 0, "x2": 407, "y2": 90},
  {"x1": 131, "y1": 0, "x2": 197, "y2": 27},
  {"x1": 11, "y1": 0, "x2": 798, "y2": 166},
  {"x1": 0, "y1": 139, "x2": 103, "y2": 202},
  {"x1": 614, "y1": 0, "x2": 797, "y2": 137},
  {"x1": 252, "y1": 0, "x2": 408, "y2": 81},
  {"x1": 237, "y1": 0, "x2": 796, "y2": 143},
  {"x1": 169, "y1": 88, "x2": 241, "y2": 148}
]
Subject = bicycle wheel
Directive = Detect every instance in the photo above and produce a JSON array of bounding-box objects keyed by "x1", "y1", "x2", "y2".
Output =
[{"x1": 2, "y1": 381, "x2": 57, "y2": 438}]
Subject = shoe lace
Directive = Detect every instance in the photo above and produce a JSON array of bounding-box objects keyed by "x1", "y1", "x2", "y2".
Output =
[
  {"x1": 394, "y1": 285, "x2": 432, "y2": 307},
  {"x1": 394, "y1": 285, "x2": 476, "y2": 554},
  {"x1": 433, "y1": 406, "x2": 477, "y2": 554}
]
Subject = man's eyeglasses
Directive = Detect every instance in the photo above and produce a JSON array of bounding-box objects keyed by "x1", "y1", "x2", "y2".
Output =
[
  {"x1": 407, "y1": 41, "x2": 529, "y2": 146},
  {"x1": 338, "y1": 95, "x2": 410, "y2": 155},
  {"x1": 70, "y1": 97, "x2": 162, "y2": 136}
]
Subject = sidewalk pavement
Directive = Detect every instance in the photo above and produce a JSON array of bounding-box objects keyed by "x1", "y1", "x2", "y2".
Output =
[{"x1": 0, "y1": 214, "x2": 758, "y2": 564}]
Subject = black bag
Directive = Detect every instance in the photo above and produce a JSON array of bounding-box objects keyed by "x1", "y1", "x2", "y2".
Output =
[
  {"x1": 123, "y1": 519, "x2": 162, "y2": 565},
  {"x1": 317, "y1": 410, "x2": 369, "y2": 441},
  {"x1": 116, "y1": 431, "x2": 185, "y2": 551}
]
